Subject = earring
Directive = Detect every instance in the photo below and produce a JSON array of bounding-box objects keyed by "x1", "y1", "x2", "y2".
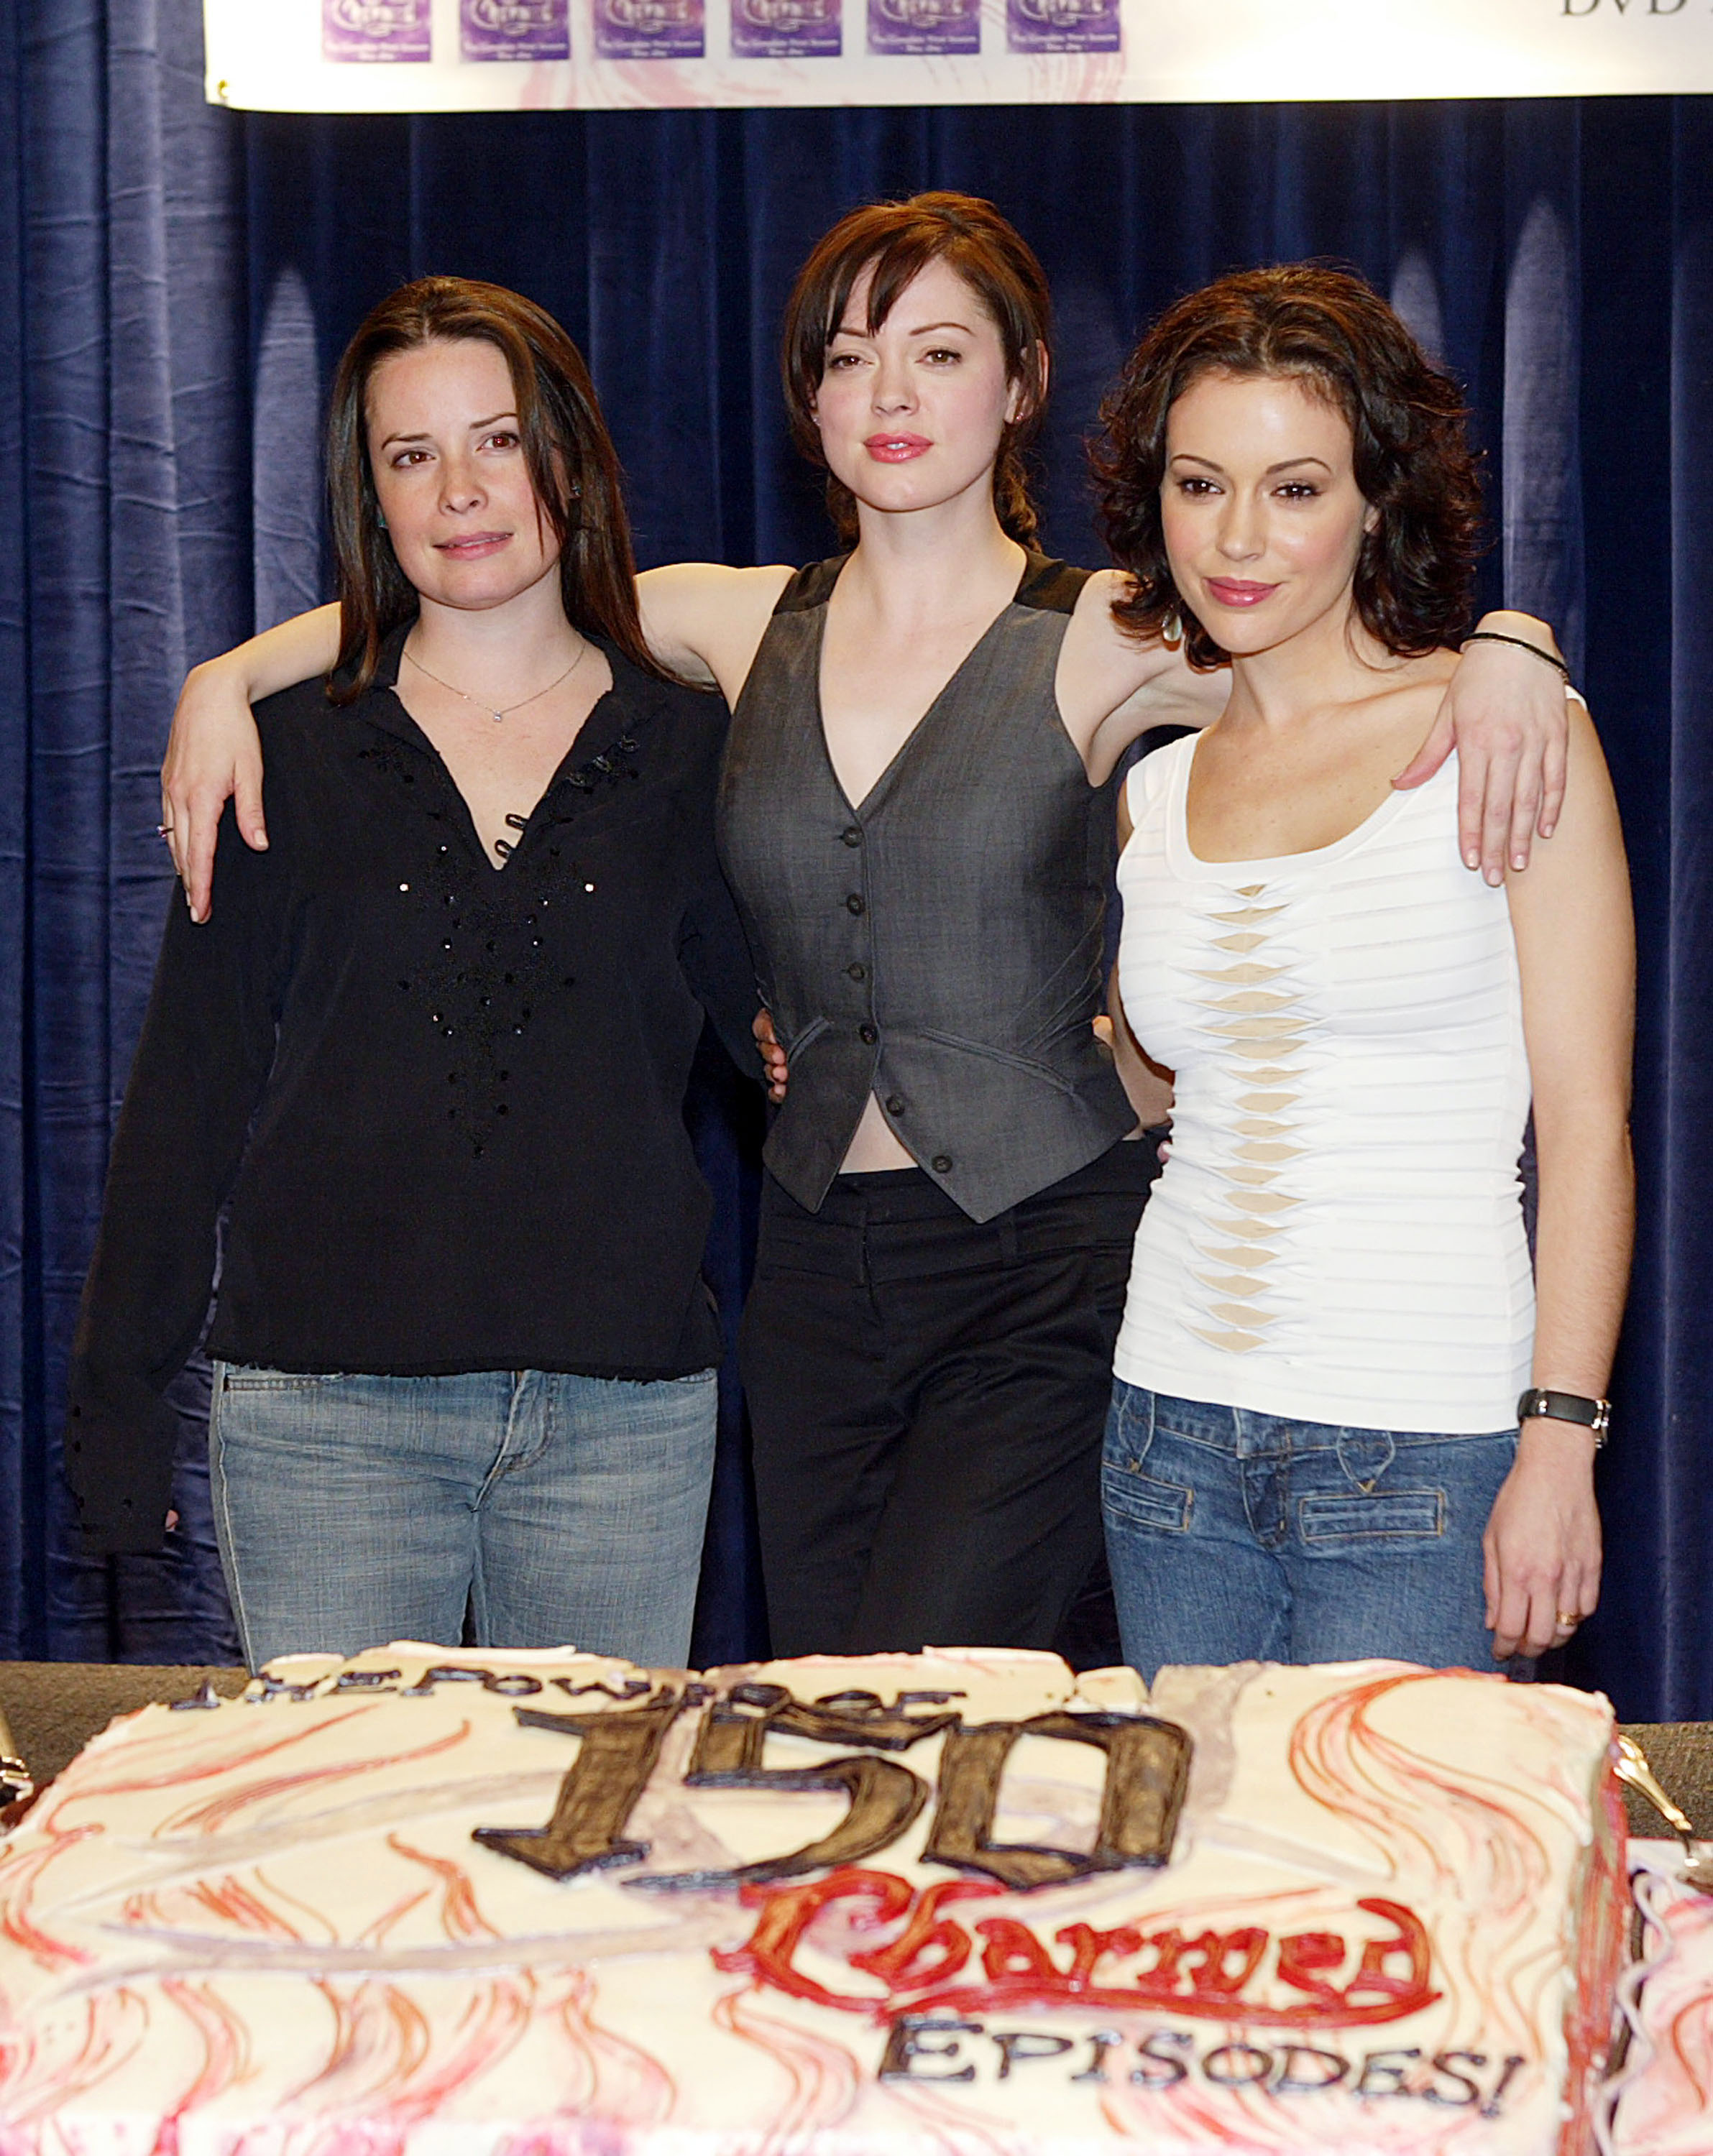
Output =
[
  {"x1": 376, "y1": 510, "x2": 388, "y2": 530},
  {"x1": 1161, "y1": 608, "x2": 1184, "y2": 650}
]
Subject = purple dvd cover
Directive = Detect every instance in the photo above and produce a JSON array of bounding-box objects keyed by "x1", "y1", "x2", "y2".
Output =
[
  {"x1": 730, "y1": 0, "x2": 840, "y2": 59},
  {"x1": 1005, "y1": 0, "x2": 1118, "y2": 52},
  {"x1": 594, "y1": 0, "x2": 704, "y2": 60},
  {"x1": 461, "y1": 0, "x2": 571, "y2": 60},
  {"x1": 867, "y1": 0, "x2": 977, "y2": 56},
  {"x1": 322, "y1": 0, "x2": 433, "y2": 63}
]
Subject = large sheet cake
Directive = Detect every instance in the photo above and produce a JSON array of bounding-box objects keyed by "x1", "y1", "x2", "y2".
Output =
[{"x1": 0, "y1": 1646, "x2": 1625, "y2": 2154}]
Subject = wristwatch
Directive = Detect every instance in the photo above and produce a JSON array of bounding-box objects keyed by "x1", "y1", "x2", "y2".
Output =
[{"x1": 1516, "y1": 1388, "x2": 1610, "y2": 1447}]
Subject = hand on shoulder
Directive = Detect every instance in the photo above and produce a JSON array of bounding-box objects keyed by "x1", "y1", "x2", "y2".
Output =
[{"x1": 1395, "y1": 612, "x2": 1574, "y2": 883}]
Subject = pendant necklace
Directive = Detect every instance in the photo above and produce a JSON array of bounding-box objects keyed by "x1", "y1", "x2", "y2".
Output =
[{"x1": 403, "y1": 636, "x2": 588, "y2": 724}]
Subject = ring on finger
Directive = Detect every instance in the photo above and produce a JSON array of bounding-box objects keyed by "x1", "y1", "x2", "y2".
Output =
[
  {"x1": 1555, "y1": 1611, "x2": 1581, "y2": 1631},
  {"x1": 156, "y1": 823, "x2": 174, "y2": 838}
]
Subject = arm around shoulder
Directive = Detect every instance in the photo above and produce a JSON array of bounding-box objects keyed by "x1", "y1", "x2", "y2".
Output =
[
  {"x1": 163, "y1": 602, "x2": 340, "y2": 919},
  {"x1": 1397, "y1": 612, "x2": 1573, "y2": 881},
  {"x1": 637, "y1": 563, "x2": 795, "y2": 704},
  {"x1": 1061, "y1": 571, "x2": 1230, "y2": 783}
]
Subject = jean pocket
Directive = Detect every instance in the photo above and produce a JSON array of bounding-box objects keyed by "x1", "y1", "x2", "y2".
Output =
[
  {"x1": 1299, "y1": 1488, "x2": 1445, "y2": 1544},
  {"x1": 219, "y1": 1367, "x2": 336, "y2": 1393},
  {"x1": 1102, "y1": 1459, "x2": 1193, "y2": 1534}
]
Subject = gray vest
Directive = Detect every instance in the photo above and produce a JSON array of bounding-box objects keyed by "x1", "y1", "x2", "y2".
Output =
[{"x1": 717, "y1": 554, "x2": 1136, "y2": 1224}]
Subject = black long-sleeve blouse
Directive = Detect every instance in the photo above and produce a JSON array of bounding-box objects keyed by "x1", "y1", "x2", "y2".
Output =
[{"x1": 65, "y1": 628, "x2": 758, "y2": 1554}]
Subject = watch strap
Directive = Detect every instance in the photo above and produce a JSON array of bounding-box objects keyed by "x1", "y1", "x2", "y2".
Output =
[{"x1": 1517, "y1": 1388, "x2": 1610, "y2": 1447}]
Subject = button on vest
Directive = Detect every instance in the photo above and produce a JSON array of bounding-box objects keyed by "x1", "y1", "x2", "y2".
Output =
[{"x1": 717, "y1": 555, "x2": 1136, "y2": 1223}]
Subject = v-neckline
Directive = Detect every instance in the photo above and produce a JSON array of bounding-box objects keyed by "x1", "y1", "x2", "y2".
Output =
[
  {"x1": 385, "y1": 673, "x2": 620, "y2": 875},
  {"x1": 811, "y1": 553, "x2": 1033, "y2": 819}
]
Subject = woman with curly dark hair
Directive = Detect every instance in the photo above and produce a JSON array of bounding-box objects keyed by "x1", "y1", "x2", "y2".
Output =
[
  {"x1": 155, "y1": 211, "x2": 1574, "y2": 1660},
  {"x1": 1096, "y1": 265, "x2": 1634, "y2": 1674}
]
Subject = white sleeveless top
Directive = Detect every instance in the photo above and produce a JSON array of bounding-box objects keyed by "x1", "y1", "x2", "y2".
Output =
[{"x1": 1112, "y1": 735, "x2": 1533, "y2": 1433}]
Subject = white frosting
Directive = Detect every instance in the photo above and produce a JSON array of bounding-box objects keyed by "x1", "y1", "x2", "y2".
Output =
[
  {"x1": 1602, "y1": 1842, "x2": 1713, "y2": 2156},
  {"x1": 0, "y1": 1647, "x2": 1622, "y2": 2155}
]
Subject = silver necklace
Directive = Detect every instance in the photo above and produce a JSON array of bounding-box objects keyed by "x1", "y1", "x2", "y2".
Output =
[{"x1": 403, "y1": 637, "x2": 588, "y2": 724}]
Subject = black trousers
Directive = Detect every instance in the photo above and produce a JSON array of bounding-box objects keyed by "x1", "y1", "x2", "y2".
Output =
[{"x1": 740, "y1": 1143, "x2": 1158, "y2": 1657}]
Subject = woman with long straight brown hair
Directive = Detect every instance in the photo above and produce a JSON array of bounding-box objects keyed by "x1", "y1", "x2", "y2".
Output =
[
  {"x1": 156, "y1": 198, "x2": 1572, "y2": 1661},
  {"x1": 65, "y1": 277, "x2": 753, "y2": 1669}
]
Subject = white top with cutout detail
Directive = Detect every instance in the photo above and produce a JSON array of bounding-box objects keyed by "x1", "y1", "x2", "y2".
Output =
[{"x1": 1113, "y1": 736, "x2": 1533, "y2": 1434}]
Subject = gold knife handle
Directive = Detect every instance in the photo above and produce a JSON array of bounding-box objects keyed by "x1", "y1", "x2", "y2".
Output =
[{"x1": 1617, "y1": 1735, "x2": 1698, "y2": 1843}]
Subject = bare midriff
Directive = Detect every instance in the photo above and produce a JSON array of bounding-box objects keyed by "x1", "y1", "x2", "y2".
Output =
[{"x1": 840, "y1": 1092, "x2": 919, "y2": 1174}]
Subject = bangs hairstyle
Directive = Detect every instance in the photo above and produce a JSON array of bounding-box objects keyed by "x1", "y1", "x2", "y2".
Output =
[
  {"x1": 780, "y1": 193, "x2": 1052, "y2": 548},
  {"x1": 324, "y1": 275, "x2": 662, "y2": 702},
  {"x1": 1091, "y1": 263, "x2": 1482, "y2": 668}
]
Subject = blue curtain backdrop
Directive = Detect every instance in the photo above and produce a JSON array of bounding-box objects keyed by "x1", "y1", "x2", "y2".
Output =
[{"x1": 2, "y1": 1, "x2": 1709, "y2": 1713}]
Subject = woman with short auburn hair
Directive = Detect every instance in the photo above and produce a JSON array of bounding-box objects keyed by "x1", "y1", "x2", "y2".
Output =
[
  {"x1": 66, "y1": 277, "x2": 754, "y2": 1668},
  {"x1": 778, "y1": 193, "x2": 1052, "y2": 548},
  {"x1": 1096, "y1": 264, "x2": 1633, "y2": 1674},
  {"x1": 155, "y1": 204, "x2": 1574, "y2": 1660}
]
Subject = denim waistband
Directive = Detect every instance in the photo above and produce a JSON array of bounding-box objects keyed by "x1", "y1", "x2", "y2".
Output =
[{"x1": 1131, "y1": 1387, "x2": 1517, "y2": 1457}]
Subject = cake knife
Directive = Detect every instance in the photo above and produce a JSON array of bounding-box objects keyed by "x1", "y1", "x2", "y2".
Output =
[{"x1": 1614, "y1": 1733, "x2": 1713, "y2": 1892}]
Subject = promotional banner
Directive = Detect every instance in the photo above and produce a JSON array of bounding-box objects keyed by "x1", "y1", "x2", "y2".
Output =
[{"x1": 206, "y1": 0, "x2": 1709, "y2": 112}]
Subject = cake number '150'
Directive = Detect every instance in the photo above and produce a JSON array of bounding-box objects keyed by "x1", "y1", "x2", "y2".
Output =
[{"x1": 472, "y1": 1683, "x2": 1193, "y2": 1894}]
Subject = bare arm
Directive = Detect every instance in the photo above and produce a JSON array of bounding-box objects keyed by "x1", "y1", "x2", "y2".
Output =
[
  {"x1": 1058, "y1": 571, "x2": 1229, "y2": 786},
  {"x1": 1068, "y1": 581, "x2": 1575, "y2": 880},
  {"x1": 637, "y1": 561, "x2": 794, "y2": 705},
  {"x1": 1105, "y1": 782, "x2": 1175, "y2": 1129},
  {"x1": 1482, "y1": 697, "x2": 1635, "y2": 1660},
  {"x1": 1101, "y1": 963, "x2": 1175, "y2": 1132},
  {"x1": 162, "y1": 604, "x2": 340, "y2": 920},
  {"x1": 163, "y1": 566, "x2": 790, "y2": 923},
  {"x1": 1393, "y1": 610, "x2": 1572, "y2": 881}
]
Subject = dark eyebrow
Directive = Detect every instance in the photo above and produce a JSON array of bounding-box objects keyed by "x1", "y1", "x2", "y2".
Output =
[
  {"x1": 828, "y1": 318, "x2": 976, "y2": 341},
  {"x1": 377, "y1": 410, "x2": 518, "y2": 451},
  {"x1": 1169, "y1": 451, "x2": 1334, "y2": 477}
]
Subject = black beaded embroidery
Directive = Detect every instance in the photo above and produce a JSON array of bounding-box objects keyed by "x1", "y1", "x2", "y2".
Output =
[
  {"x1": 376, "y1": 720, "x2": 646, "y2": 1158},
  {"x1": 356, "y1": 741, "x2": 416, "y2": 785}
]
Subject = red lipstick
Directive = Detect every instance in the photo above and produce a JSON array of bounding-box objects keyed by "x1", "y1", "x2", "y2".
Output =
[{"x1": 864, "y1": 433, "x2": 932, "y2": 463}]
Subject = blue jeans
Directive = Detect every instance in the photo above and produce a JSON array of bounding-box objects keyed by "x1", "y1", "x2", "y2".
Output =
[
  {"x1": 1102, "y1": 1383, "x2": 1516, "y2": 1680},
  {"x1": 209, "y1": 1365, "x2": 717, "y2": 1670}
]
